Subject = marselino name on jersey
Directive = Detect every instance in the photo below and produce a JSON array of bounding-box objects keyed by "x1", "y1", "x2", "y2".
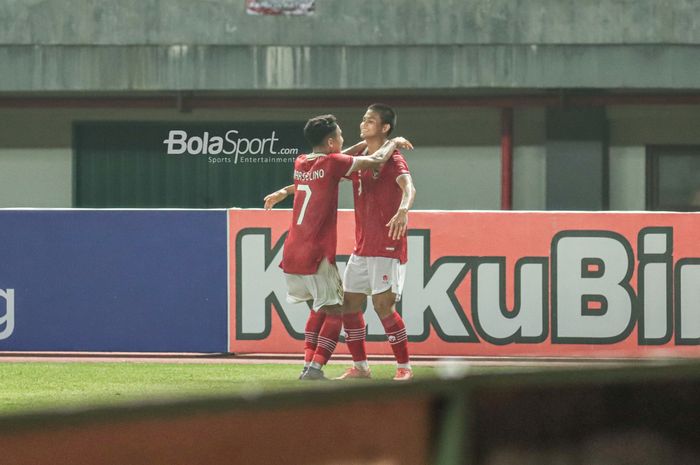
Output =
[{"x1": 294, "y1": 169, "x2": 325, "y2": 182}]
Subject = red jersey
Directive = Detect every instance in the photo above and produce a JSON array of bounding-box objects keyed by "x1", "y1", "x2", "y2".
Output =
[
  {"x1": 349, "y1": 150, "x2": 411, "y2": 263},
  {"x1": 280, "y1": 152, "x2": 355, "y2": 274}
]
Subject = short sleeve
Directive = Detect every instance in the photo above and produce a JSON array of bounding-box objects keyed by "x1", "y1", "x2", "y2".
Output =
[
  {"x1": 388, "y1": 152, "x2": 410, "y2": 177},
  {"x1": 292, "y1": 156, "x2": 303, "y2": 176},
  {"x1": 328, "y1": 152, "x2": 356, "y2": 179}
]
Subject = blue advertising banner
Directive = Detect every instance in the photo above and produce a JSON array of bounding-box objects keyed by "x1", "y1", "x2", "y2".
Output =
[{"x1": 0, "y1": 210, "x2": 228, "y2": 352}]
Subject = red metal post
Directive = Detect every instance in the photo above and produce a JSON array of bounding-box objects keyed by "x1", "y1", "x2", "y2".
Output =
[{"x1": 500, "y1": 107, "x2": 514, "y2": 210}]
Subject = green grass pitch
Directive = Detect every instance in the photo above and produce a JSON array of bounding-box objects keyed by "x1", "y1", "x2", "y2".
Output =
[{"x1": 0, "y1": 362, "x2": 442, "y2": 415}]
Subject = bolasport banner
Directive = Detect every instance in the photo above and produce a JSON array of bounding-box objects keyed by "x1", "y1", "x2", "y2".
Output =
[
  {"x1": 229, "y1": 209, "x2": 700, "y2": 358},
  {"x1": 75, "y1": 121, "x2": 306, "y2": 208}
]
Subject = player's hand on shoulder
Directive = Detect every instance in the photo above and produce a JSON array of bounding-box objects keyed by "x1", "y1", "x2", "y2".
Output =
[{"x1": 391, "y1": 137, "x2": 414, "y2": 150}]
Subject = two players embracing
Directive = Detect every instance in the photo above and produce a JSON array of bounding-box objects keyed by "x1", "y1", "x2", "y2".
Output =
[{"x1": 265, "y1": 104, "x2": 416, "y2": 381}]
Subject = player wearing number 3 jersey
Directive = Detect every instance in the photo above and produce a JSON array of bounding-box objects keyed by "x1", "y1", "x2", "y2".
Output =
[
  {"x1": 338, "y1": 104, "x2": 417, "y2": 382},
  {"x1": 265, "y1": 114, "x2": 413, "y2": 380}
]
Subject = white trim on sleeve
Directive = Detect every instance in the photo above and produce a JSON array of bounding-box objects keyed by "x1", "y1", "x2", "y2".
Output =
[{"x1": 346, "y1": 158, "x2": 359, "y2": 177}]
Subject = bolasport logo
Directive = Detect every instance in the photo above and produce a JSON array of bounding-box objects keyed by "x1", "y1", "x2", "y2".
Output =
[{"x1": 162, "y1": 129, "x2": 299, "y2": 165}]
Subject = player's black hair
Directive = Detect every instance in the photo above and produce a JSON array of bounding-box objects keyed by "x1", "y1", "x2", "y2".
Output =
[
  {"x1": 367, "y1": 103, "x2": 397, "y2": 135},
  {"x1": 303, "y1": 114, "x2": 338, "y2": 147}
]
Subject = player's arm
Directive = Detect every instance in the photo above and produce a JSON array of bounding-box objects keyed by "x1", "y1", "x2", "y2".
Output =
[
  {"x1": 264, "y1": 184, "x2": 295, "y2": 210},
  {"x1": 386, "y1": 174, "x2": 416, "y2": 240},
  {"x1": 350, "y1": 137, "x2": 413, "y2": 172},
  {"x1": 342, "y1": 140, "x2": 367, "y2": 155}
]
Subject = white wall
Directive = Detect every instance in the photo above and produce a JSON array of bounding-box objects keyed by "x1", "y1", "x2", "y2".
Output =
[
  {"x1": 408, "y1": 146, "x2": 501, "y2": 210},
  {"x1": 609, "y1": 146, "x2": 646, "y2": 211},
  {"x1": 513, "y1": 145, "x2": 546, "y2": 210},
  {"x1": 0, "y1": 148, "x2": 72, "y2": 207},
  {"x1": 340, "y1": 146, "x2": 504, "y2": 210},
  {"x1": 339, "y1": 145, "x2": 547, "y2": 211},
  {"x1": 606, "y1": 105, "x2": 700, "y2": 211}
]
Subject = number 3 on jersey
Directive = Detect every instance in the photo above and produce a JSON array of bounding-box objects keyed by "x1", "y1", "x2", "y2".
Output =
[{"x1": 296, "y1": 184, "x2": 312, "y2": 225}]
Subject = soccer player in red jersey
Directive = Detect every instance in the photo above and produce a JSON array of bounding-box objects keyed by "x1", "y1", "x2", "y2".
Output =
[
  {"x1": 335, "y1": 104, "x2": 417, "y2": 381},
  {"x1": 265, "y1": 114, "x2": 413, "y2": 380}
]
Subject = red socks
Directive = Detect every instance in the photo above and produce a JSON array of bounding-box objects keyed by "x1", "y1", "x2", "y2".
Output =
[
  {"x1": 324, "y1": 311, "x2": 408, "y2": 366},
  {"x1": 381, "y1": 311, "x2": 409, "y2": 365},
  {"x1": 342, "y1": 311, "x2": 368, "y2": 362},
  {"x1": 304, "y1": 311, "x2": 326, "y2": 364},
  {"x1": 312, "y1": 313, "x2": 343, "y2": 366}
]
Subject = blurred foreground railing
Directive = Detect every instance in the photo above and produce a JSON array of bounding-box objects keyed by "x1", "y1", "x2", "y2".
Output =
[{"x1": 1, "y1": 361, "x2": 699, "y2": 465}]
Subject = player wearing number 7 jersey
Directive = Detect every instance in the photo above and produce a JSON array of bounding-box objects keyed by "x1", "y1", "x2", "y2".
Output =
[{"x1": 266, "y1": 114, "x2": 413, "y2": 380}]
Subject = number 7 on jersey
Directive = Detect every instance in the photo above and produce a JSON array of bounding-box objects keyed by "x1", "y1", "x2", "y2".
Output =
[{"x1": 296, "y1": 184, "x2": 312, "y2": 225}]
